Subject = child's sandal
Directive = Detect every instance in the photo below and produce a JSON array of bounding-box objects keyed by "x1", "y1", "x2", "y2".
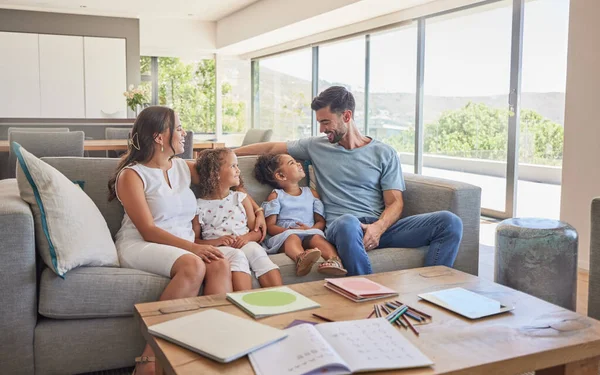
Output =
[
  {"x1": 318, "y1": 256, "x2": 348, "y2": 276},
  {"x1": 296, "y1": 248, "x2": 322, "y2": 277}
]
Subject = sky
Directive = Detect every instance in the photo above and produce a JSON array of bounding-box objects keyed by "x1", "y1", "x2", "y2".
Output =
[{"x1": 260, "y1": 0, "x2": 569, "y2": 97}]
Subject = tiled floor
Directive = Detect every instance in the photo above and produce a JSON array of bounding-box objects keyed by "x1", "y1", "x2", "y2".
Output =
[{"x1": 479, "y1": 219, "x2": 589, "y2": 315}]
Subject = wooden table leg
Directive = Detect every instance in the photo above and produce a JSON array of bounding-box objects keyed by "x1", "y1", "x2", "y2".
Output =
[
  {"x1": 536, "y1": 357, "x2": 600, "y2": 375},
  {"x1": 155, "y1": 359, "x2": 165, "y2": 375}
]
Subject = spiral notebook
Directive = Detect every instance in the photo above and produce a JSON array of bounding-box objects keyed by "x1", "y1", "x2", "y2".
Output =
[{"x1": 249, "y1": 318, "x2": 433, "y2": 375}]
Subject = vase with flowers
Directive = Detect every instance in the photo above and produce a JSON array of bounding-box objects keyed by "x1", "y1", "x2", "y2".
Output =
[{"x1": 123, "y1": 84, "x2": 149, "y2": 117}]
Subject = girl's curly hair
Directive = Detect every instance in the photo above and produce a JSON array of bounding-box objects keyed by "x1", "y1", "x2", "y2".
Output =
[
  {"x1": 195, "y1": 148, "x2": 243, "y2": 198},
  {"x1": 254, "y1": 153, "x2": 284, "y2": 189}
]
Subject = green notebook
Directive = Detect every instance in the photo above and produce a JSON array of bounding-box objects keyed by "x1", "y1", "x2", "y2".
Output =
[{"x1": 227, "y1": 286, "x2": 321, "y2": 319}]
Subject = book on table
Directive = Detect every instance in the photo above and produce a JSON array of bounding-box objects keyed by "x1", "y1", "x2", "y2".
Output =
[
  {"x1": 226, "y1": 286, "x2": 320, "y2": 319},
  {"x1": 147, "y1": 309, "x2": 287, "y2": 363},
  {"x1": 324, "y1": 277, "x2": 399, "y2": 302},
  {"x1": 249, "y1": 318, "x2": 433, "y2": 375}
]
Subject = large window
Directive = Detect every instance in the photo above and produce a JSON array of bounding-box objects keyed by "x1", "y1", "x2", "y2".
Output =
[
  {"x1": 256, "y1": 49, "x2": 312, "y2": 141},
  {"x1": 368, "y1": 26, "x2": 418, "y2": 166},
  {"x1": 220, "y1": 58, "x2": 251, "y2": 146},
  {"x1": 319, "y1": 37, "x2": 366, "y2": 129},
  {"x1": 140, "y1": 56, "x2": 250, "y2": 137},
  {"x1": 516, "y1": 0, "x2": 569, "y2": 219},
  {"x1": 250, "y1": 0, "x2": 569, "y2": 221},
  {"x1": 423, "y1": 1, "x2": 513, "y2": 212}
]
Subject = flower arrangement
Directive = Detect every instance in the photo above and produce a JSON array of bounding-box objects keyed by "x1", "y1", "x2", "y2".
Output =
[{"x1": 123, "y1": 84, "x2": 148, "y2": 113}]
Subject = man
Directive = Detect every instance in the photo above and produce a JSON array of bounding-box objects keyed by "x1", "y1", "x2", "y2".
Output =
[{"x1": 236, "y1": 86, "x2": 463, "y2": 276}]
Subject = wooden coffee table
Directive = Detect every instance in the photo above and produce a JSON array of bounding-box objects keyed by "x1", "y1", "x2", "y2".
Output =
[{"x1": 135, "y1": 266, "x2": 600, "y2": 375}]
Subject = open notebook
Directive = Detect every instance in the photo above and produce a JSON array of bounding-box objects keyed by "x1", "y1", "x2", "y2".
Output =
[
  {"x1": 249, "y1": 318, "x2": 433, "y2": 375},
  {"x1": 148, "y1": 309, "x2": 287, "y2": 363}
]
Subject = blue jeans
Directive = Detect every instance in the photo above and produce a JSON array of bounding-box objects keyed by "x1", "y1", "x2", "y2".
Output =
[{"x1": 325, "y1": 211, "x2": 463, "y2": 276}]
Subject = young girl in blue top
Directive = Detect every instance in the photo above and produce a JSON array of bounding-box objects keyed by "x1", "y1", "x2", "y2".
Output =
[{"x1": 254, "y1": 154, "x2": 347, "y2": 277}]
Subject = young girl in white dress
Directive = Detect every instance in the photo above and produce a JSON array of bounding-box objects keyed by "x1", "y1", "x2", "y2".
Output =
[
  {"x1": 193, "y1": 148, "x2": 282, "y2": 290},
  {"x1": 254, "y1": 154, "x2": 347, "y2": 277}
]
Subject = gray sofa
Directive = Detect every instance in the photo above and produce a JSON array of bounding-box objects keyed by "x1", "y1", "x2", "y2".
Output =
[{"x1": 0, "y1": 155, "x2": 481, "y2": 375}]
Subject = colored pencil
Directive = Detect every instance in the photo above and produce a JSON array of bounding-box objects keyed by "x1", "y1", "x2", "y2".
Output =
[
  {"x1": 381, "y1": 304, "x2": 392, "y2": 316},
  {"x1": 402, "y1": 314, "x2": 420, "y2": 336},
  {"x1": 374, "y1": 304, "x2": 382, "y2": 318},
  {"x1": 312, "y1": 313, "x2": 335, "y2": 322},
  {"x1": 396, "y1": 300, "x2": 432, "y2": 319},
  {"x1": 383, "y1": 304, "x2": 407, "y2": 328},
  {"x1": 405, "y1": 310, "x2": 424, "y2": 322},
  {"x1": 366, "y1": 309, "x2": 375, "y2": 319},
  {"x1": 389, "y1": 306, "x2": 408, "y2": 325}
]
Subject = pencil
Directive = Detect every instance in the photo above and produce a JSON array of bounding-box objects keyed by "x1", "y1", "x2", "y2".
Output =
[
  {"x1": 366, "y1": 309, "x2": 375, "y2": 319},
  {"x1": 396, "y1": 300, "x2": 432, "y2": 319},
  {"x1": 312, "y1": 313, "x2": 335, "y2": 322},
  {"x1": 402, "y1": 314, "x2": 420, "y2": 336},
  {"x1": 383, "y1": 304, "x2": 406, "y2": 328},
  {"x1": 405, "y1": 311, "x2": 424, "y2": 322},
  {"x1": 389, "y1": 306, "x2": 408, "y2": 325},
  {"x1": 381, "y1": 304, "x2": 392, "y2": 316},
  {"x1": 374, "y1": 304, "x2": 381, "y2": 318}
]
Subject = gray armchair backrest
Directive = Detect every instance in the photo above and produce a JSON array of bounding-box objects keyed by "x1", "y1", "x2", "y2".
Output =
[
  {"x1": 104, "y1": 127, "x2": 131, "y2": 140},
  {"x1": 105, "y1": 127, "x2": 132, "y2": 158},
  {"x1": 8, "y1": 127, "x2": 69, "y2": 137},
  {"x1": 241, "y1": 129, "x2": 273, "y2": 146},
  {"x1": 7, "y1": 131, "x2": 85, "y2": 178},
  {"x1": 177, "y1": 131, "x2": 195, "y2": 160}
]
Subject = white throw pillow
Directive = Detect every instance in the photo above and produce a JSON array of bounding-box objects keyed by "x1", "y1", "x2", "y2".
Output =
[{"x1": 13, "y1": 143, "x2": 119, "y2": 277}]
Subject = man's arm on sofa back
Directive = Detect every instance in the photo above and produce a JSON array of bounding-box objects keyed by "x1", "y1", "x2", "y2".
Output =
[
  {"x1": 0, "y1": 179, "x2": 36, "y2": 374},
  {"x1": 402, "y1": 173, "x2": 482, "y2": 276}
]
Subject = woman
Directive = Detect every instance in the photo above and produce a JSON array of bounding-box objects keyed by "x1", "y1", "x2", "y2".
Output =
[{"x1": 108, "y1": 106, "x2": 266, "y2": 375}]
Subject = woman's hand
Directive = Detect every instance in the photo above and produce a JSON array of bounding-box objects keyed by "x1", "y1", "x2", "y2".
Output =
[
  {"x1": 253, "y1": 212, "x2": 267, "y2": 241},
  {"x1": 192, "y1": 244, "x2": 224, "y2": 263}
]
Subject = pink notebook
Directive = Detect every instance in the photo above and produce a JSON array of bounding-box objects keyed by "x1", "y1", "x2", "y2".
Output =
[{"x1": 324, "y1": 278, "x2": 398, "y2": 302}]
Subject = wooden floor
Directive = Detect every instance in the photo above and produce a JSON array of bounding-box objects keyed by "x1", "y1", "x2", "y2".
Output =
[{"x1": 478, "y1": 220, "x2": 589, "y2": 316}]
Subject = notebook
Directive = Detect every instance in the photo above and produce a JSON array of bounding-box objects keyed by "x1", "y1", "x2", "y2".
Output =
[
  {"x1": 249, "y1": 318, "x2": 433, "y2": 375},
  {"x1": 324, "y1": 277, "x2": 399, "y2": 302},
  {"x1": 226, "y1": 286, "x2": 320, "y2": 319},
  {"x1": 418, "y1": 287, "x2": 515, "y2": 319},
  {"x1": 147, "y1": 309, "x2": 287, "y2": 363}
]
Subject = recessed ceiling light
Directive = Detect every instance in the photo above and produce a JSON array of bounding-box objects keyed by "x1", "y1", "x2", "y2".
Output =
[
  {"x1": 80, "y1": 5, "x2": 87, "y2": 8},
  {"x1": 188, "y1": 13, "x2": 193, "y2": 16}
]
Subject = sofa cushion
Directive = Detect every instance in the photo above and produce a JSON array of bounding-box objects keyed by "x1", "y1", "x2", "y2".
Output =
[
  {"x1": 39, "y1": 267, "x2": 170, "y2": 319},
  {"x1": 40, "y1": 246, "x2": 427, "y2": 318},
  {"x1": 14, "y1": 144, "x2": 119, "y2": 277},
  {"x1": 41, "y1": 157, "x2": 123, "y2": 239}
]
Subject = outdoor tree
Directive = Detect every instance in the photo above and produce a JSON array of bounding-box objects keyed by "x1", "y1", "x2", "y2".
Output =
[
  {"x1": 381, "y1": 102, "x2": 564, "y2": 166},
  {"x1": 142, "y1": 57, "x2": 246, "y2": 134}
]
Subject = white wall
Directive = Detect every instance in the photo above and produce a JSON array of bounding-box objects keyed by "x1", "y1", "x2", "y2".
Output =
[
  {"x1": 560, "y1": 0, "x2": 600, "y2": 270},
  {"x1": 140, "y1": 18, "x2": 216, "y2": 60}
]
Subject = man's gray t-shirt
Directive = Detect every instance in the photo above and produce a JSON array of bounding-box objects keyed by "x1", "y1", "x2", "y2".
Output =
[{"x1": 287, "y1": 136, "x2": 405, "y2": 225}]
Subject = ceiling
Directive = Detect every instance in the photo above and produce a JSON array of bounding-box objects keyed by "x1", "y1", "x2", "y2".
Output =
[{"x1": 0, "y1": 0, "x2": 260, "y2": 20}]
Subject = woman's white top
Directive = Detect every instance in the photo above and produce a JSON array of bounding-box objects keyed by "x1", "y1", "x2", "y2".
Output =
[{"x1": 115, "y1": 158, "x2": 197, "y2": 245}]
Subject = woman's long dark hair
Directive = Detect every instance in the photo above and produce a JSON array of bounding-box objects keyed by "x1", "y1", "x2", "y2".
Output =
[{"x1": 108, "y1": 106, "x2": 176, "y2": 201}]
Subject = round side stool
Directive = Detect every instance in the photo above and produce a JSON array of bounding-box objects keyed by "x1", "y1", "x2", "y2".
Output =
[{"x1": 494, "y1": 218, "x2": 578, "y2": 310}]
